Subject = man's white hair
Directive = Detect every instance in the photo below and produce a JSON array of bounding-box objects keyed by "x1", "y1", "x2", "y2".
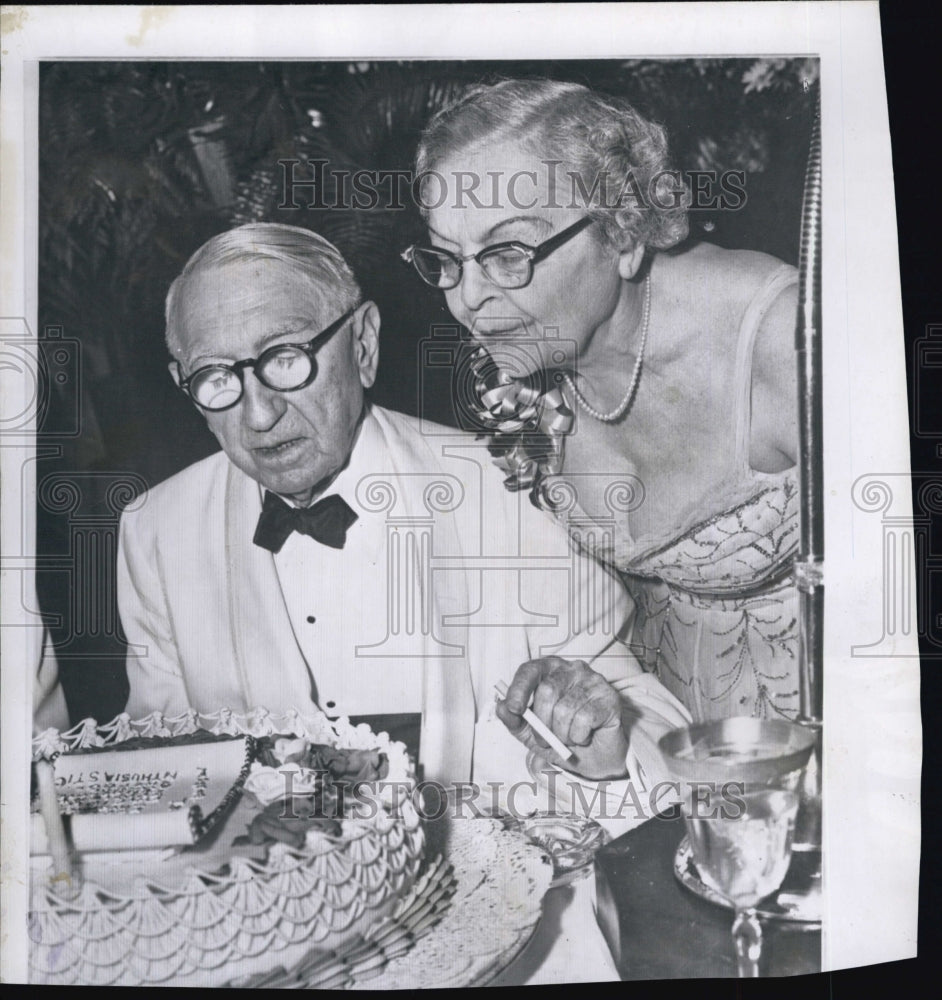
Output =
[{"x1": 165, "y1": 223, "x2": 361, "y2": 358}]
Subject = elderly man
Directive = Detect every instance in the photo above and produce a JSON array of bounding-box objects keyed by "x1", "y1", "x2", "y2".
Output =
[{"x1": 114, "y1": 222, "x2": 689, "y2": 822}]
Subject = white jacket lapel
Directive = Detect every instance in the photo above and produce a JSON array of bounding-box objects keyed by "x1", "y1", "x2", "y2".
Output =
[
  {"x1": 223, "y1": 462, "x2": 316, "y2": 712},
  {"x1": 374, "y1": 407, "x2": 476, "y2": 783}
]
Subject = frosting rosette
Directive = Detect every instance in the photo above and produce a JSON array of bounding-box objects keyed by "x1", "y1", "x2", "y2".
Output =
[{"x1": 243, "y1": 760, "x2": 322, "y2": 806}]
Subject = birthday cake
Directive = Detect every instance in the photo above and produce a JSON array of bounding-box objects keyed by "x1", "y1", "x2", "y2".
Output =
[{"x1": 28, "y1": 708, "x2": 426, "y2": 987}]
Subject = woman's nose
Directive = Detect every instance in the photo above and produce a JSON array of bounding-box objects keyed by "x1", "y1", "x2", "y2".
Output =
[
  {"x1": 240, "y1": 371, "x2": 286, "y2": 430},
  {"x1": 456, "y1": 258, "x2": 498, "y2": 313}
]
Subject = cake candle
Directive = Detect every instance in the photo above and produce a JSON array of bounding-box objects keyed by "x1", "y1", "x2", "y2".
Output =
[{"x1": 35, "y1": 758, "x2": 76, "y2": 894}]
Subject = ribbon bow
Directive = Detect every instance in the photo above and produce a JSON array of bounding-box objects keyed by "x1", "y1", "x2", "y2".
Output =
[{"x1": 468, "y1": 347, "x2": 574, "y2": 509}]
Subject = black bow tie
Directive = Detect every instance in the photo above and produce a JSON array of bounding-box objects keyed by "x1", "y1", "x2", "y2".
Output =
[{"x1": 253, "y1": 491, "x2": 358, "y2": 553}]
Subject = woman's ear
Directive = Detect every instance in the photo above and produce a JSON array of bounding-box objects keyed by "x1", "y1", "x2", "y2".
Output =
[
  {"x1": 353, "y1": 301, "x2": 381, "y2": 389},
  {"x1": 617, "y1": 241, "x2": 646, "y2": 280}
]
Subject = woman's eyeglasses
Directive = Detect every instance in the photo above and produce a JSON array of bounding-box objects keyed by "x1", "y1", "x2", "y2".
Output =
[
  {"x1": 176, "y1": 305, "x2": 359, "y2": 412},
  {"x1": 401, "y1": 216, "x2": 595, "y2": 290}
]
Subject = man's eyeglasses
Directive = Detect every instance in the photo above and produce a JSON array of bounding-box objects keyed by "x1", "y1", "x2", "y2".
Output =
[
  {"x1": 176, "y1": 305, "x2": 359, "y2": 412},
  {"x1": 401, "y1": 216, "x2": 595, "y2": 290}
]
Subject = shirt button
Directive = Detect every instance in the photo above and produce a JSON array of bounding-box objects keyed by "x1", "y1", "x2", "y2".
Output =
[
  {"x1": 325, "y1": 700, "x2": 336, "y2": 710},
  {"x1": 306, "y1": 615, "x2": 316, "y2": 624}
]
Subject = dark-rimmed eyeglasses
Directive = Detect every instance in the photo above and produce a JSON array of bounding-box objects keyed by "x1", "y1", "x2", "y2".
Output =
[
  {"x1": 401, "y1": 216, "x2": 595, "y2": 290},
  {"x1": 176, "y1": 305, "x2": 359, "y2": 412}
]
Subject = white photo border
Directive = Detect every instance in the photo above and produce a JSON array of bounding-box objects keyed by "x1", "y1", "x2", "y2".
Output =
[{"x1": 0, "y1": 2, "x2": 920, "y2": 983}]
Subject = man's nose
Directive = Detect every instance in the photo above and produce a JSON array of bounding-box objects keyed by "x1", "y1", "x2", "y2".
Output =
[{"x1": 240, "y1": 371, "x2": 286, "y2": 430}]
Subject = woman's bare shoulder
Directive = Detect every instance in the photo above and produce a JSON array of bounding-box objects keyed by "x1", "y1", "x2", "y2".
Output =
[
  {"x1": 679, "y1": 246, "x2": 799, "y2": 468},
  {"x1": 657, "y1": 242, "x2": 795, "y2": 304},
  {"x1": 650, "y1": 245, "x2": 795, "y2": 361}
]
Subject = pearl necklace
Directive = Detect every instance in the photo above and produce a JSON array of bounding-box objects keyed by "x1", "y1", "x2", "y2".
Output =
[{"x1": 561, "y1": 273, "x2": 651, "y2": 423}]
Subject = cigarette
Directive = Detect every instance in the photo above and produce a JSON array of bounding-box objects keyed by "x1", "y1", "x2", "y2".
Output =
[{"x1": 494, "y1": 680, "x2": 573, "y2": 762}]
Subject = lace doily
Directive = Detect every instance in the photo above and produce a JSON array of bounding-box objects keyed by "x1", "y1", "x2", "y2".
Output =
[{"x1": 351, "y1": 817, "x2": 555, "y2": 989}]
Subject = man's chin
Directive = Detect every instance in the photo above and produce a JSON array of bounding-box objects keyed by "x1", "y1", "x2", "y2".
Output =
[
  {"x1": 260, "y1": 479, "x2": 316, "y2": 507},
  {"x1": 253, "y1": 468, "x2": 327, "y2": 507},
  {"x1": 230, "y1": 436, "x2": 351, "y2": 505}
]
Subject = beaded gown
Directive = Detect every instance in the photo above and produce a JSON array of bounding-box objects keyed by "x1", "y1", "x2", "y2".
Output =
[{"x1": 560, "y1": 264, "x2": 801, "y2": 723}]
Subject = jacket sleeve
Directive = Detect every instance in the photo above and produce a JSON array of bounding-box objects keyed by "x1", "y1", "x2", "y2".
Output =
[{"x1": 116, "y1": 505, "x2": 192, "y2": 719}]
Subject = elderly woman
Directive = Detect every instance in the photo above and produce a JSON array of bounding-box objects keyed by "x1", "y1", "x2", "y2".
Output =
[{"x1": 403, "y1": 78, "x2": 800, "y2": 726}]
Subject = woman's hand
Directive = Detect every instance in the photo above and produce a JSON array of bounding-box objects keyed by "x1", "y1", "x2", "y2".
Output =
[{"x1": 496, "y1": 656, "x2": 630, "y2": 780}]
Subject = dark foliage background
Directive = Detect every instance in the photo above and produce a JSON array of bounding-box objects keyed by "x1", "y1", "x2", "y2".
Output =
[{"x1": 36, "y1": 58, "x2": 817, "y2": 721}]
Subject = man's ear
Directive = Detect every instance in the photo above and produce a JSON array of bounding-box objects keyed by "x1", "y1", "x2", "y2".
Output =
[
  {"x1": 168, "y1": 360, "x2": 209, "y2": 423},
  {"x1": 617, "y1": 241, "x2": 646, "y2": 280},
  {"x1": 353, "y1": 301, "x2": 380, "y2": 389}
]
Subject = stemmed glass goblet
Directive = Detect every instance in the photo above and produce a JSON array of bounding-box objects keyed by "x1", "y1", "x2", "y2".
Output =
[{"x1": 659, "y1": 719, "x2": 816, "y2": 978}]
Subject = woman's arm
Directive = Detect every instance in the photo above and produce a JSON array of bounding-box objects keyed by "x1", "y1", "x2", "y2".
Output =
[{"x1": 749, "y1": 279, "x2": 800, "y2": 470}]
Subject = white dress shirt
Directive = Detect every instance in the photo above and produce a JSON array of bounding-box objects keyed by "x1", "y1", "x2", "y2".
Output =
[{"x1": 270, "y1": 414, "x2": 425, "y2": 719}]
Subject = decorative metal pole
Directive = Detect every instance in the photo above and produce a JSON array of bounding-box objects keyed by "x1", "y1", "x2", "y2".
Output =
[
  {"x1": 788, "y1": 86, "x2": 824, "y2": 917},
  {"x1": 796, "y1": 93, "x2": 824, "y2": 733}
]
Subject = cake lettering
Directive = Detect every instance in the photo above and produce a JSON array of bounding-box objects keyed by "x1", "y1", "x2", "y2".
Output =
[
  {"x1": 55, "y1": 770, "x2": 179, "y2": 785},
  {"x1": 54, "y1": 770, "x2": 182, "y2": 814}
]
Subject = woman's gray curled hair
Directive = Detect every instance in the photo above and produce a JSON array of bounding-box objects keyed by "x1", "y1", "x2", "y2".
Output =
[{"x1": 416, "y1": 78, "x2": 690, "y2": 253}]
